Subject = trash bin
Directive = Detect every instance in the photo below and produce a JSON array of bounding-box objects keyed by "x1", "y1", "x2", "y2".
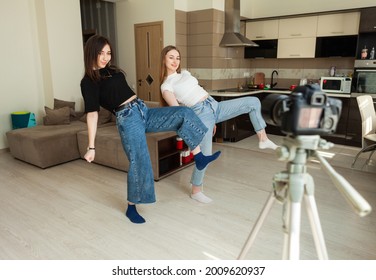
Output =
[{"x1": 11, "y1": 111, "x2": 36, "y2": 129}]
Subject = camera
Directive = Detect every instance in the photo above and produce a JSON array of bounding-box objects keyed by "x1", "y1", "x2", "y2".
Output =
[{"x1": 261, "y1": 84, "x2": 342, "y2": 136}]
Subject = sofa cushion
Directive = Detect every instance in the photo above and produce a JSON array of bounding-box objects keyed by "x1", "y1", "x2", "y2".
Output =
[
  {"x1": 80, "y1": 107, "x2": 113, "y2": 125},
  {"x1": 54, "y1": 98, "x2": 76, "y2": 118},
  {"x1": 43, "y1": 106, "x2": 71, "y2": 125}
]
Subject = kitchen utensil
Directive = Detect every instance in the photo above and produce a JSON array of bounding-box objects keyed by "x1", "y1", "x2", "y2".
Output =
[{"x1": 254, "y1": 72, "x2": 265, "y2": 86}]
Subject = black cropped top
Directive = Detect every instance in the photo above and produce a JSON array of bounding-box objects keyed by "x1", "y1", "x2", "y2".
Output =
[{"x1": 80, "y1": 67, "x2": 136, "y2": 113}]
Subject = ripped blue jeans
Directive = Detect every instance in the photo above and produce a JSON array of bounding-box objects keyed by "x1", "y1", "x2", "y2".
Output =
[
  {"x1": 115, "y1": 99, "x2": 208, "y2": 204},
  {"x1": 189, "y1": 96, "x2": 266, "y2": 187}
]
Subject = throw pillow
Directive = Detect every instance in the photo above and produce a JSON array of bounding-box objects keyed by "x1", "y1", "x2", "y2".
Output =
[
  {"x1": 79, "y1": 107, "x2": 113, "y2": 125},
  {"x1": 54, "y1": 98, "x2": 76, "y2": 118},
  {"x1": 43, "y1": 106, "x2": 71, "y2": 125}
]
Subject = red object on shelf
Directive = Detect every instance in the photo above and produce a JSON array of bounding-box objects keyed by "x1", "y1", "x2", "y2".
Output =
[
  {"x1": 176, "y1": 137, "x2": 183, "y2": 150},
  {"x1": 181, "y1": 150, "x2": 192, "y2": 164}
]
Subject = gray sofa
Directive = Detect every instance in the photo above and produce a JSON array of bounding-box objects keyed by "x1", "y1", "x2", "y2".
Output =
[
  {"x1": 6, "y1": 101, "x2": 183, "y2": 180},
  {"x1": 6, "y1": 120, "x2": 88, "y2": 168}
]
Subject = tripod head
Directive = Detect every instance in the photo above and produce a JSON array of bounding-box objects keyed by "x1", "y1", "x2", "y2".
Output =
[{"x1": 276, "y1": 135, "x2": 372, "y2": 217}]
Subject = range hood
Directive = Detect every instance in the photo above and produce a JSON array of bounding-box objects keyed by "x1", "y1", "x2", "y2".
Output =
[{"x1": 219, "y1": 0, "x2": 258, "y2": 47}]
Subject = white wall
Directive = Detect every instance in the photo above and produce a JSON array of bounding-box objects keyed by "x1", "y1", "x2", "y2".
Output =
[
  {"x1": 43, "y1": 0, "x2": 84, "y2": 107},
  {"x1": 115, "y1": 0, "x2": 176, "y2": 91},
  {"x1": 1, "y1": 0, "x2": 84, "y2": 150},
  {"x1": 1, "y1": 1, "x2": 42, "y2": 150}
]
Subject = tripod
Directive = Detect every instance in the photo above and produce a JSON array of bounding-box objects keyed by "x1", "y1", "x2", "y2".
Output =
[{"x1": 238, "y1": 135, "x2": 372, "y2": 260}]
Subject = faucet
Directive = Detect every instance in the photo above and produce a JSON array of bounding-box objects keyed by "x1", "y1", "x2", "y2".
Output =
[{"x1": 271, "y1": 70, "x2": 278, "y2": 89}]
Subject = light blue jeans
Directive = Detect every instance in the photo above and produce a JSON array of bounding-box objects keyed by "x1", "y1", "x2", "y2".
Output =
[
  {"x1": 189, "y1": 96, "x2": 266, "y2": 186},
  {"x1": 115, "y1": 99, "x2": 208, "y2": 204}
]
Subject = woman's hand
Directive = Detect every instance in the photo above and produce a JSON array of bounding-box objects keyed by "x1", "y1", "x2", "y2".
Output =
[
  {"x1": 84, "y1": 149, "x2": 95, "y2": 163},
  {"x1": 213, "y1": 125, "x2": 217, "y2": 136}
]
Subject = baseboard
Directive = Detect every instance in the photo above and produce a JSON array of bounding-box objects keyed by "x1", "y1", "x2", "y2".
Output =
[{"x1": 0, "y1": 148, "x2": 10, "y2": 154}]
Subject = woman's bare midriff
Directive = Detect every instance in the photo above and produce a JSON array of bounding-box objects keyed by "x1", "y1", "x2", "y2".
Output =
[{"x1": 119, "y1": 95, "x2": 137, "y2": 107}]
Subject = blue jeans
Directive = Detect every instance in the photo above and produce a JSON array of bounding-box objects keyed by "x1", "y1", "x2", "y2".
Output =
[
  {"x1": 115, "y1": 99, "x2": 208, "y2": 204},
  {"x1": 189, "y1": 96, "x2": 266, "y2": 186}
]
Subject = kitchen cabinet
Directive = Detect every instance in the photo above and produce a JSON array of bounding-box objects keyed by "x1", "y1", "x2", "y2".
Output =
[
  {"x1": 244, "y1": 39, "x2": 278, "y2": 59},
  {"x1": 278, "y1": 16, "x2": 318, "y2": 38},
  {"x1": 317, "y1": 12, "x2": 360, "y2": 36},
  {"x1": 315, "y1": 35, "x2": 357, "y2": 58},
  {"x1": 246, "y1": 12, "x2": 362, "y2": 59},
  {"x1": 212, "y1": 95, "x2": 255, "y2": 142},
  {"x1": 359, "y1": 7, "x2": 376, "y2": 33},
  {"x1": 246, "y1": 20, "x2": 279, "y2": 40},
  {"x1": 277, "y1": 37, "x2": 316, "y2": 58},
  {"x1": 345, "y1": 97, "x2": 362, "y2": 147},
  {"x1": 277, "y1": 16, "x2": 317, "y2": 59}
]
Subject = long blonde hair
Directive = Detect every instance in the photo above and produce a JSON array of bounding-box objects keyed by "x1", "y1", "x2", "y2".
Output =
[{"x1": 159, "y1": 45, "x2": 181, "y2": 106}]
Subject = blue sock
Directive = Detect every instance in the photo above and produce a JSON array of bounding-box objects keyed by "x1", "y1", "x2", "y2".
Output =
[
  {"x1": 194, "y1": 151, "x2": 221, "y2": 170},
  {"x1": 126, "y1": 204, "x2": 145, "y2": 224}
]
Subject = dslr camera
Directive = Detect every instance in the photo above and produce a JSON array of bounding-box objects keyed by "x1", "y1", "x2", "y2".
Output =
[{"x1": 261, "y1": 84, "x2": 342, "y2": 136}]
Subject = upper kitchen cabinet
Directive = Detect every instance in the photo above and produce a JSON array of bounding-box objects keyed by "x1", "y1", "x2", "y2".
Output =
[
  {"x1": 278, "y1": 16, "x2": 318, "y2": 38},
  {"x1": 277, "y1": 16, "x2": 317, "y2": 58},
  {"x1": 277, "y1": 37, "x2": 316, "y2": 58},
  {"x1": 246, "y1": 20, "x2": 279, "y2": 40},
  {"x1": 317, "y1": 12, "x2": 360, "y2": 36},
  {"x1": 359, "y1": 7, "x2": 376, "y2": 33}
]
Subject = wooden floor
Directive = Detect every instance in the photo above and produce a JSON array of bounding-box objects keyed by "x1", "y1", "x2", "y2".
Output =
[{"x1": 0, "y1": 135, "x2": 375, "y2": 260}]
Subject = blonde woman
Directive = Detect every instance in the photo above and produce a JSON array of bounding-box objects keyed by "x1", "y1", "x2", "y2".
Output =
[{"x1": 160, "y1": 45, "x2": 278, "y2": 204}]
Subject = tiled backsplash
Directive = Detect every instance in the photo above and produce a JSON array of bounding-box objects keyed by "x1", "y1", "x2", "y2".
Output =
[
  {"x1": 190, "y1": 58, "x2": 354, "y2": 90},
  {"x1": 175, "y1": 9, "x2": 355, "y2": 91}
]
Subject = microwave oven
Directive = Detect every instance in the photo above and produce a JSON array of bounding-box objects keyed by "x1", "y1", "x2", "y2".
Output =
[{"x1": 320, "y1": 77, "x2": 352, "y2": 94}]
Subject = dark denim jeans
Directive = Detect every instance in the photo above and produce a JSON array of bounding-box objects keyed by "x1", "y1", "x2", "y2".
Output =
[{"x1": 115, "y1": 99, "x2": 208, "y2": 204}]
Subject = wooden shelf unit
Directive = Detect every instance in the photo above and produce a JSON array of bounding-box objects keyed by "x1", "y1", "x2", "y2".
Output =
[{"x1": 147, "y1": 131, "x2": 194, "y2": 181}]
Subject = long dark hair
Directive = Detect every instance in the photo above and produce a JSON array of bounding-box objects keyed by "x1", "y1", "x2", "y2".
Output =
[
  {"x1": 83, "y1": 34, "x2": 120, "y2": 81},
  {"x1": 159, "y1": 45, "x2": 181, "y2": 106}
]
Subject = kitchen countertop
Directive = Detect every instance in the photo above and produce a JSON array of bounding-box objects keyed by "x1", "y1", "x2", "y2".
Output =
[{"x1": 209, "y1": 88, "x2": 352, "y2": 98}]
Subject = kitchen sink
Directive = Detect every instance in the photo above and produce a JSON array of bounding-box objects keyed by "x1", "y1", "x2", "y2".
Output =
[{"x1": 269, "y1": 87, "x2": 290, "y2": 91}]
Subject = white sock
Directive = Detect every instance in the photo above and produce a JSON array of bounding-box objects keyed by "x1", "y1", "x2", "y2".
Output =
[
  {"x1": 190, "y1": 192, "x2": 213, "y2": 203},
  {"x1": 259, "y1": 139, "x2": 279, "y2": 150}
]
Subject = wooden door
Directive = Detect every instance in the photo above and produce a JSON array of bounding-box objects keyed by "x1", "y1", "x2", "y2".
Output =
[{"x1": 135, "y1": 21, "x2": 163, "y2": 102}]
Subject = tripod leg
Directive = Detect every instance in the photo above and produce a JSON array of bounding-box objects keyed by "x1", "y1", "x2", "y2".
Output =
[
  {"x1": 237, "y1": 192, "x2": 276, "y2": 260},
  {"x1": 282, "y1": 201, "x2": 302, "y2": 260},
  {"x1": 304, "y1": 174, "x2": 329, "y2": 260},
  {"x1": 282, "y1": 173, "x2": 305, "y2": 260}
]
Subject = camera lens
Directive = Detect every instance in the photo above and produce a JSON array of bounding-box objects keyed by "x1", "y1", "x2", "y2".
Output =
[{"x1": 261, "y1": 94, "x2": 289, "y2": 127}]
